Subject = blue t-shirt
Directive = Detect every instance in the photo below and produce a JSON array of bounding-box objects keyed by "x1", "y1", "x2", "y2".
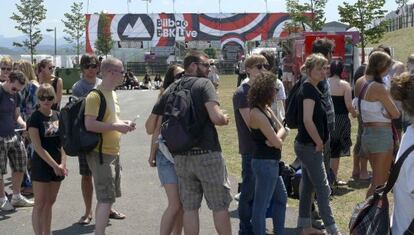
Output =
[
  {"x1": 0, "y1": 85, "x2": 20, "y2": 137},
  {"x1": 72, "y1": 78, "x2": 102, "y2": 98}
]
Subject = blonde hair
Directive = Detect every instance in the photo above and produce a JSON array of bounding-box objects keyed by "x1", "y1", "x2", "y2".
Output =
[
  {"x1": 301, "y1": 53, "x2": 328, "y2": 76},
  {"x1": 390, "y1": 72, "x2": 414, "y2": 120},
  {"x1": 36, "y1": 83, "x2": 56, "y2": 99},
  {"x1": 245, "y1": 54, "x2": 267, "y2": 69},
  {"x1": 0, "y1": 56, "x2": 13, "y2": 67},
  {"x1": 17, "y1": 60, "x2": 37, "y2": 82}
]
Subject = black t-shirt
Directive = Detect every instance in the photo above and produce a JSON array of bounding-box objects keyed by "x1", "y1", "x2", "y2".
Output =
[
  {"x1": 27, "y1": 110, "x2": 61, "y2": 161},
  {"x1": 296, "y1": 82, "x2": 329, "y2": 145},
  {"x1": 152, "y1": 77, "x2": 221, "y2": 152},
  {"x1": 0, "y1": 85, "x2": 21, "y2": 137},
  {"x1": 233, "y1": 82, "x2": 256, "y2": 155}
]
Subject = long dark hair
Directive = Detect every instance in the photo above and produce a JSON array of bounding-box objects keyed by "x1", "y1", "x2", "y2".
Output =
[
  {"x1": 163, "y1": 64, "x2": 183, "y2": 90},
  {"x1": 365, "y1": 51, "x2": 392, "y2": 83}
]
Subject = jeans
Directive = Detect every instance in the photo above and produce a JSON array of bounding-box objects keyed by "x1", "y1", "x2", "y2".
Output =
[
  {"x1": 251, "y1": 158, "x2": 281, "y2": 235},
  {"x1": 294, "y1": 141, "x2": 338, "y2": 234},
  {"x1": 271, "y1": 176, "x2": 287, "y2": 235},
  {"x1": 238, "y1": 154, "x2": 255, "y2": 235}
]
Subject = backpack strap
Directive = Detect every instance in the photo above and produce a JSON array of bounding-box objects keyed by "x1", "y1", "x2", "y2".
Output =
[
  {"x1": 406, "y1": 219, "x2": 414, "y2": 235},
  {"x1": 383, "y1": 144, "x2": 414, "y2": 194},
  {"x1": 90, "y1": 89, "x2": 106, "y2": 164}
]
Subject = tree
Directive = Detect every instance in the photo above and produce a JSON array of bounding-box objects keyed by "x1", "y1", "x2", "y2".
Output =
[
  {"x1": 62, "y1": 2, "x2": 86, "y2": 65},
  {"x1": 286, "y1": 0, "x2": 327, "y2": 32},
  {"x1": 338, "y1": 0, "x2": 388, "y2": 63},
  {"x1": 10, "y1": 0, "x2": 47, "y2": 64},
  {"x1": 94, "y1": 12, "x2": 114, "y2": 57}
]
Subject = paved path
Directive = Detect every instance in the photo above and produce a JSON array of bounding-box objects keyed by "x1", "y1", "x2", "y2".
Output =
[{"x1": 1, "y1": 90, "x2": 298, "y2": 234}]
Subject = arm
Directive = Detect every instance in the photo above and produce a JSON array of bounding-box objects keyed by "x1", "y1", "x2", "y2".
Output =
[
  {"x1": 60, "y1": 147, "x2": 68, "y2": 176},
  {"x1": 28, "y1": 127, "x2": 65, "y2": 176},
  {"x1": 85, "y1": 115, "x2": 133, "y2": 134},
  {"x1": 15, "y1": 108, "x2": 26, "y2": 129},
  {"x1": 56, "y1": 78, "x2": 63, "y2": 107},
  {"x1": 267, "y1": 106, "x2": 288, "y2": 140},
  {"x1": 303, "y1": 99, "x2": 324, "y2": 152},
  {"x1": 250, "y1": 109, "x2": 283, "y2": 149},
  {"x1": 145, "y1": 113, "x2": 159, "y2": 135},
  {"x1": 344, "y1": 82, "x2": 357, "y2": 118},
  {"x1": 376, "y1": 85, "x2": 400, "y2": 119},
  {"x1": 205, "y1": 101, "x2": 229, "y2": 126},
  {"x1": 148, "y1": 117, "x2": 162, "y2": 167}
]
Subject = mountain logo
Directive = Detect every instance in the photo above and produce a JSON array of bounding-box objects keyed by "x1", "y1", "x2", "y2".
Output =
[{"x1": 117, "y1": 14, "x2": 154, "y2": 41}]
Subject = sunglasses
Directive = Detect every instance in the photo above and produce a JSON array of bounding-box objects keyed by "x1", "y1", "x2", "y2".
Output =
[
  {"x1": 85, "y1": 64, "x2": 98, "y2": 69},
  {"x1": 1, "y1": 67, "x2": 12, "y2": 71},
  {"x1": 196, "y1": 62, "x2": 210, "y2": 67},
  {"x1": 38, "y1": 96, "x2": 54, "y2": 101},
  {"x1": 255, "y1": 64, "x2": 270, "y2": 70}
]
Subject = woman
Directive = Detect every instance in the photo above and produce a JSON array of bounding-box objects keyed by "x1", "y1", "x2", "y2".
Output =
[
  {"x1": 354, "y1": 51, "x2": 400, "y2": 198},
  {"x1": 0, "y1": 56, "x2": 13, "y2": 83},
  {"x1": 327, "y1": 60, "x2": 357, "y2": 184},
  {"x1": 145, "y1": 64, "x2": 184, "y2": 235},
  {"x1": 295, "y1": 54, "x2": 340, "y2": 235},
  {"x1": 390, "y1": 72, "x2": 414, "y2": 235},
  {"x1": 18, "y1": 60, "x2": 40, "y2": 121},
  {"x1": 248, "y1": 71, "x2": 287, "y2": 235},
  {"x1": 207, "y1": 59, "x2": 219, "y2": 90},
  {"x1": 37, "y1": 59, "x2": 63, "y2": 110},
  {"x1": 28, "y1": 84, "x2": 67, "y2": 235}
]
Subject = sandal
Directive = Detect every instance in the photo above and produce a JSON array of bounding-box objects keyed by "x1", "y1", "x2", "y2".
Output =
[
  {"x1": 109, "y1": 209, "x2": 126, "y2": 220},
  {"x1": 78, "y1": 215, "x2": 92, "y2": 225}
]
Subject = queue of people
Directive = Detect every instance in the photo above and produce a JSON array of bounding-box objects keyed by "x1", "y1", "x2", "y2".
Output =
[{"x1": 1, "y1": 43, "x2": 414, "y2": 235}]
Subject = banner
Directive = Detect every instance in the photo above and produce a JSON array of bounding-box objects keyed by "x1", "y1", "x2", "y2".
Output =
[{"x1": 86, "y1": 13, "x2": 312, "y2": 53}]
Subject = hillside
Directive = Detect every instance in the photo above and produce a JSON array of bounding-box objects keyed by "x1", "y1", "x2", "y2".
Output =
[{"x1": 369, "y1": 27, "x2": 414, "y2": 63}]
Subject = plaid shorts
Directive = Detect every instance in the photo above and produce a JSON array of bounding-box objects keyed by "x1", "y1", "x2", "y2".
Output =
[
  {"x1": 0, "y1": 134, "x2": 27, "y2": 175},
  {"x1": 174, "y1": 151, "x2": 232, "y2": 211},
  {"x1": 78, "y1": 153, "x2": 92, "y2": 176}
]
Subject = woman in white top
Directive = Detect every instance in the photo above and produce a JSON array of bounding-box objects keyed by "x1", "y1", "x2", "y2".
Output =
[
  {"x1": 390, "y1": 72, "x2": 414, "y2": 235},
  {"x1": 354, "y1": 51, "x2": 400, "y2": 198}
]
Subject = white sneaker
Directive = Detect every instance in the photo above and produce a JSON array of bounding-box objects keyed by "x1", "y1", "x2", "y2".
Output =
[
  {"x1": 11, "y1": 195, "x2": 34, "y2": 207},
  {"x1": 1, "y1": 199, "x2": 15, "y2": 211}
]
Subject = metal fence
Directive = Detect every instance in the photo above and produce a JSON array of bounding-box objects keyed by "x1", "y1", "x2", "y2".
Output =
[{"x1": 386, "y1": 11, "x2": 414, "y2": 32}]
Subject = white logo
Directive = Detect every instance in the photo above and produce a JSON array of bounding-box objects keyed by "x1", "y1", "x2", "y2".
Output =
[{"x1": 122, "y1": 17, "x2": 151, "y2": 38}]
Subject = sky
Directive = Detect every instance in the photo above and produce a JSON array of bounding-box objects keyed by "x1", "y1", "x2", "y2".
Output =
[{"x1": 0, "y1": 0, "x2": 398, "y2": 39}]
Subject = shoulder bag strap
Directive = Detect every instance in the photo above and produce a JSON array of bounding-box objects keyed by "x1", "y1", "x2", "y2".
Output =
[
  {"x1": 383, "y1": 144, "x2": 414, "y2": 194},
  {"x1": 90, "y1": 89, "x2": 107, "y2": 164},
  {"x1": 357, "y1": 81, "x2": 372, "y2": 121}
]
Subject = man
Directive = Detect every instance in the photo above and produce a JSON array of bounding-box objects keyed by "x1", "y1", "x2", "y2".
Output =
[
  {"x1": 152, "y1": 51, "x2": 232, "y2": 234},
  {"x1": 0, "y1": 71, "x2": 34, "y2": 211},
  {"x1": 282, "y1": 51, "x2": 295, "y2": 92},
  {"x1": 72, "y1": 54, "x2": 125, "y2": 225},
  {"x1": 84, "y1": 57, "x2": 135, "y2": 235},
  {"x1": 236, "y1": 55, "x2": 247, "y2": 87},
  {"x1": 0, "y1": 56, "x2": 13, "y2": 83},
  {"x1": 233, "y1": 54, "x2": 268, "y2": 235}
]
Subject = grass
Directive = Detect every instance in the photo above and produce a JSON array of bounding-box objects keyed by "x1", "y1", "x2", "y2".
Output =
[{"x1": 217, "y1": 74, "x2": 372, "y2": 232}]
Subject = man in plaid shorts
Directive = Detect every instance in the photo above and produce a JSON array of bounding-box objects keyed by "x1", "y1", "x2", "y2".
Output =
[
  {"x1": 152, "y1": 51, "x2": 232, "y2": 234},
  {"x1": 0, "y1": 71, "x2": 34, "y2": 211}
]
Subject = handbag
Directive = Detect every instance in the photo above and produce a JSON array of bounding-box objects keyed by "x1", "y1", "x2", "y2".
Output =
[{"x1": 349, "y1": 144, "x2": 414, "y2": 235}]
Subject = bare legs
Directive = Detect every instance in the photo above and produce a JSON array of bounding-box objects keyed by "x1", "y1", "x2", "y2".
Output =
[
  {"x1": 32, "y1": 181, "x2": 61, "y2": 235},
  {"x1": 160, "y1": 184, "x2": 183, "y2": 235},
  {"x1": 366, "y1": 151, "x2": 393, "y2": 198}
]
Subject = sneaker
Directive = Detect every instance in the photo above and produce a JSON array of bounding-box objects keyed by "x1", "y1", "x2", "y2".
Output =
[
  {"x1": 11, "y1": 195, "x2": 34, "y2": 207},
  {"x1": 1, "y1": 199, "x2": 15, "y2": 211}
]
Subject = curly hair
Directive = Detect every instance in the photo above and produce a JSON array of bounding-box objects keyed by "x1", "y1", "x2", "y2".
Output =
[
  {"x1": 248, "y1": 71, "x2": 277, "y2": 108},
  {"x1": 301, "y1": 53, "x2": 328, "y2": 76},
  {"x1": 390, "y1": 72, "x2": 414, "y2": 120}
]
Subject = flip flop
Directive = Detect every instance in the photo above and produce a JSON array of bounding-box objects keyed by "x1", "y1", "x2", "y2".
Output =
[
  {"x1": 109, "y1": 210, "x2": 126, "y2": 220},
  {"x1": 78, "y1": 215, "x2": 92, "y2": 225}
]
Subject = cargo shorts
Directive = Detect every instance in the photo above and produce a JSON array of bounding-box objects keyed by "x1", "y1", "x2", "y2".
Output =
[
  {"x1": 0, "y1": 134, "x2": 27, "y2": 175},
  {"x1": 174, "y1": 151, "x2": 232, "y2": 211}
]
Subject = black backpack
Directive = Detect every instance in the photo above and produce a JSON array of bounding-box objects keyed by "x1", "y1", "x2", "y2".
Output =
[
  {"x1": 284, "y1": 78, "x2": 304, "y2": 129},
  {"x1": 59, "y1": 89, "x2": 106, "y2": 163},
  {"x1": 160, "y1": 77, "x2": 201, "y2": 154}
]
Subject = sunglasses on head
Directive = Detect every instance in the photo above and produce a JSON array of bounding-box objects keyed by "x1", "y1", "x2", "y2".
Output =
[
  {"x1": 38, "y1": 96, "x2": 54, "y2": 101},
  {"x1": 1, "y1": 67, "x2": 12, "y2": 71},
  {"x1": 85, "y1": 64, "x2": 98, "y2": 69},
  {"x1": 255, "y1": 64, "x2": 270, "y2": 70}
]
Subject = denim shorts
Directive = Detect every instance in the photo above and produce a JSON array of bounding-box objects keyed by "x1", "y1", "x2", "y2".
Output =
[
  {"x1": 361, "y1": 126, "x2": 393, "y2": 154},
  {"x1": 156, "y1": 150, "x2": 178, "y2": 185}
]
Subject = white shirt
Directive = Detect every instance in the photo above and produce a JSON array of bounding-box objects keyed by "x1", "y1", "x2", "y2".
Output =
[{"x1": 391, "y1": 125, "x2": 414, "y2": 235}]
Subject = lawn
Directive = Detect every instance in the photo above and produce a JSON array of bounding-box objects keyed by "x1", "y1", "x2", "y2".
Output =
[{"x1": 217, "y1": 74, "x2": 374, "y2": 232}]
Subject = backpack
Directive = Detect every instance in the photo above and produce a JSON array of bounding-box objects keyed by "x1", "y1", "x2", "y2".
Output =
[
  {"x1": 284, "y1": 78, "x2": 303, "y2": 129},
  {"x1": 59, "y1": 89, "x2": 106, "y2": 163},
  {"x1": 160, "y1": 77, "x2": 201, "y2": 154}
]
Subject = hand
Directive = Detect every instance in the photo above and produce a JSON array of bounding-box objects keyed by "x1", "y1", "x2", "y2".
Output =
[
  {"x1": 60, "y1": 164, "x2": 69, "y2": 176},
  {"x1": 148, "y1": 156, "x2": 156, "y2": 167},
  {"x1": 124, "y1": 120, "x2": 136, "y2": 130},
  {"x1": 114, "y1": 122, "x2": 134, "y2": 134},
  {"x1": 315, "y1": 141, "x2": 324, "y2": 153},
  {"x1": 53, "y1": 164, "x2": 66, "y2": 176},
  {"x1": 223, "y1": 114, "x2": 230, "y2": 125}
]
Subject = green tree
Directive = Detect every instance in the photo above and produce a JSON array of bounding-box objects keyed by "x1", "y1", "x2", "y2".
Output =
[
  {"x1": 10, "y1": 0, "x2": 47, "y2": 64},
  {"x1": 62, "y1": 2, "x2": 86, "y2": 65},
  {"x1": 286, "y1": 0, "x2": 327, "y2": 32},
  {"x1": 204, "y1": 47, "x2": 216, "y2": 59},
  {"x1": 338, "y1": 0, "x2": 388, "y2": 63},
  {"x1": 94, "y1": 12, "x2": 114, "y2": 57}
]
